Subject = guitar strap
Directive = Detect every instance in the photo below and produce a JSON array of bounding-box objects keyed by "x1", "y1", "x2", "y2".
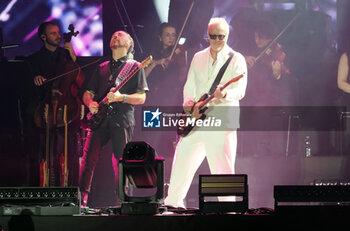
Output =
[
  {"x1": 108, "y1": 59, "x2": 136, "y2": 85},
  {"x1": 115, "y1": 59, "x2": 138, "y2": 86},
  {"x1": 102, "y1": 59, "x2": 137, "y2": 100},
  {"x1": 208, "y1": 52, "x2": 234, "y2": 96}
]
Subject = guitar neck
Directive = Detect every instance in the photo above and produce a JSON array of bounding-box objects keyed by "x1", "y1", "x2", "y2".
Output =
[
  {"x1": 98, "y1": 56, "x2": 152, "y2": 105},
  {"x1": 198, "y1": 75, "x2": 241, "y2": 109},
  {"x1": 64, "y1": 122, "x2": 68, "y2": 172},
  {"x1": 45, "y1": 124, "x2": 50, "y2": 162},
  {"x1": 45, "y1": 104, "x2": 50, "y2": 167}
]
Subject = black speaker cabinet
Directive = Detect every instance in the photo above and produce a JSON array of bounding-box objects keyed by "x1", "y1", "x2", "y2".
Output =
[{"x1": 274, "y1": 185, "x2": 350, "y2": 215}]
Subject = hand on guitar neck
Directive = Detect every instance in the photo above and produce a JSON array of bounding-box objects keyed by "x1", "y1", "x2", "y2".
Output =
[
  {"x1": 184, "y1": 100, "x2": 202, "y2": 119},
  {"x1": 213, "y1": 84, "x2": 227, "y2": 100}
]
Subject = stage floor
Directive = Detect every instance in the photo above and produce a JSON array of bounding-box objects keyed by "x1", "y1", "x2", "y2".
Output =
[{"x1": 0, "y1": 207, "x2": 349, "y2": 231}]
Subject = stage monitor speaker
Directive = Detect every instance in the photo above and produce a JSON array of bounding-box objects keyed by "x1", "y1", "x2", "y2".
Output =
[
  {"x1": 274, "y1": 185, "x2": 350, "y2": 215},
  {"x1": 199, "y1": 174, "x2": 248, "y2": 213},
  {"x1": 0, "y1": 187, "x2": 80, "y2": 215}
]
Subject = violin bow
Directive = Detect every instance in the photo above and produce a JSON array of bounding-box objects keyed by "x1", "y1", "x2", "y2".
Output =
[
  {"x1": 255, "y1": 12, "x2": 301, "y2": 62},
  {"x1": 43, "y1": 58, "x2": 102, "y2": 84},
  {"x1": 168, "y1": 0, "x2": 194, "y2": 61}
]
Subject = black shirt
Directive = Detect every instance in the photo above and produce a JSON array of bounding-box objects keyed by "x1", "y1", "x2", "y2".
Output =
[
  {"x1": 28, "y1": 46, "x2": 72, "y2": 79},
  {"x1": 86, "y1": 55, "x2": 148, "y2": 128},
  {"x1": 27, "y1": 46, "x2": 73, "y2": 100}
]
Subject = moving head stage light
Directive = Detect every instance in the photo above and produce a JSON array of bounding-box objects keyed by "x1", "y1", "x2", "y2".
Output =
[{"x1": 119, "y1": 141, "x2": 164, "y2": 215}]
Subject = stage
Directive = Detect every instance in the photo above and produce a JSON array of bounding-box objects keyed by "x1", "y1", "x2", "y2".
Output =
[
  {"x1": 0, "y1": 208, "x2": 349, "y2": 231},
  {"x1": 2, "y1": 1, "x2": 350, "y2": 230}
]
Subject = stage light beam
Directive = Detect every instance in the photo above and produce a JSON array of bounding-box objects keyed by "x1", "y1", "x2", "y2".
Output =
[{"x1": 153, "y1": 0, "x2": 170, "y2": 23}]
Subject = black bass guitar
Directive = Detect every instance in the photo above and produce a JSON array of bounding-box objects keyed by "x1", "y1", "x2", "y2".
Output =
[
  {"x1": 177, "y1": 73, "x2": 244, "y2": 137},
  {"x1": 86, "y1": 56, "x2": 152, "y2": 130}
]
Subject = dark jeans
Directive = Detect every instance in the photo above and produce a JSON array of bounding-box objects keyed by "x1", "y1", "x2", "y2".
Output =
[{"x1": 79, "y1": 118, "x2": 133, "y2": 193}]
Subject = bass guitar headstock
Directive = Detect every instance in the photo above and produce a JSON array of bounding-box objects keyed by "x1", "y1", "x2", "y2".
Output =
[{"x1": 140, "y1": 56, "x2": 153, "y2": 68}]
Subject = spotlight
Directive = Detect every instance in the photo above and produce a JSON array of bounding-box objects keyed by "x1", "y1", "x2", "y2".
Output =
[{"x1": 119, "y1": 141, "x2": 164, "y2": 214}]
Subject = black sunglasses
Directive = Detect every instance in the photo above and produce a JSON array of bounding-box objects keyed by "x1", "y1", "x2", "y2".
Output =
[{"x1": 209, "y1": 34, "x2": 226, "y2": 40}]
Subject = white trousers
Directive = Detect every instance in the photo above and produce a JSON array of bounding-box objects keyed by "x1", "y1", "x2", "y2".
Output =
[{"x1": 164, "y1": 130, "x2": 237, "y2": 208}]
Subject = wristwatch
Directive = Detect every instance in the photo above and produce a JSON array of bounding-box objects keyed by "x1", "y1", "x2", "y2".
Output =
[{"x1": 122, "y1": 94, "x2": 128, "y2": 103}]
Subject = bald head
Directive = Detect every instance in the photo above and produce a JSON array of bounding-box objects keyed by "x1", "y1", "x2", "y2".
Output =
[{"x1": 110, "y1": 31, "x2": 134, "y2": 55}]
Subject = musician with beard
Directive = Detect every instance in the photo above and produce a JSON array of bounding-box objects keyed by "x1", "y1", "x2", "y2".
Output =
[
  {"x1": 26, "y1": 21, "x2": 78, "y2": 186},
  {"x1": 30, "y1": 21, "x2": 76, "y2": 88},
  {"x1": 79, "y1": 31, "x2": 148, "y2": 207}
]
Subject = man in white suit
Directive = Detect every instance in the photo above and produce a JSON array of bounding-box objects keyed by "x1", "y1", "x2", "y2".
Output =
[{"x1": 165, "y1": 17, "x2": 248, "y2": 208}]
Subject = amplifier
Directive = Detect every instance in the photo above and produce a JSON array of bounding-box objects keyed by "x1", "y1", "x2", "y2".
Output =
[{"x1": 0, "y1": 187, "x2": 80, "y2": 215}]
